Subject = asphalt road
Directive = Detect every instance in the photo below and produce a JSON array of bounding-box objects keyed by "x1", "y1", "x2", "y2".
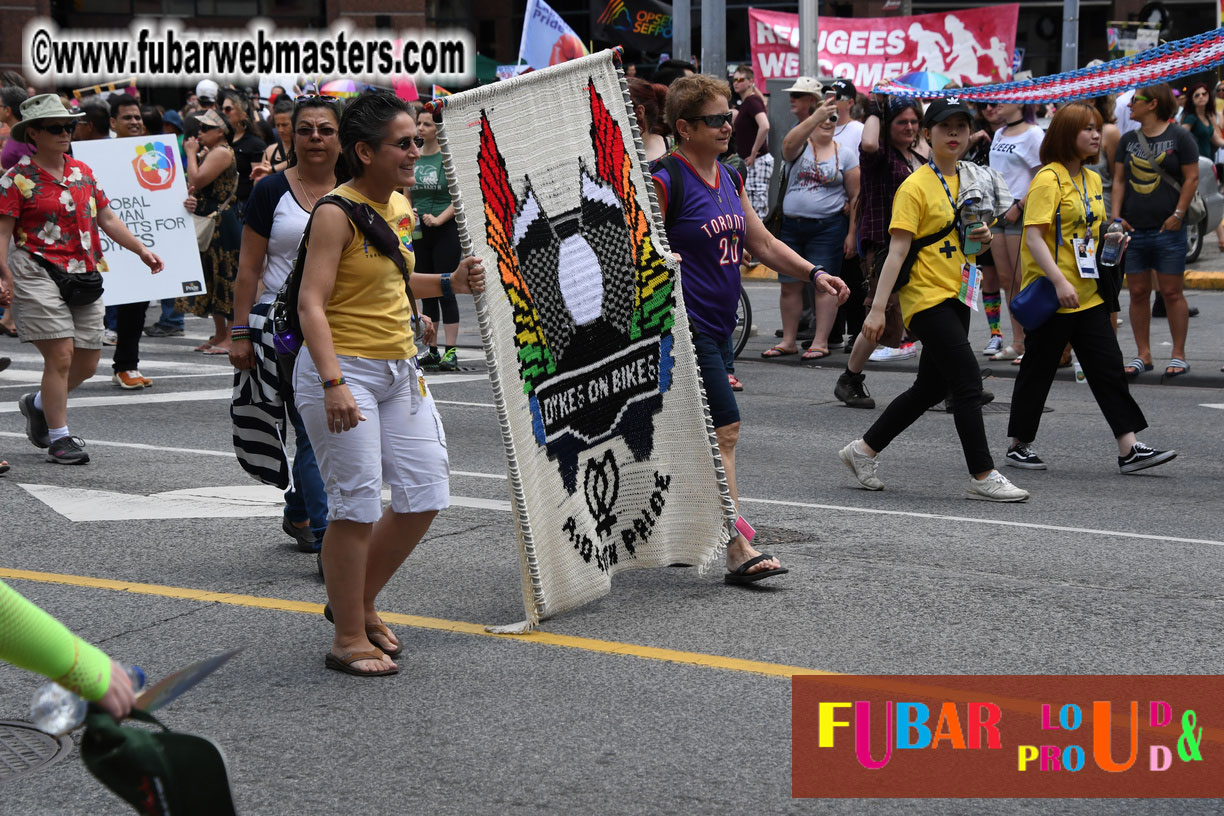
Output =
[{"x1": 0, "y1": 288, "x2": 1221, "y2": 813}]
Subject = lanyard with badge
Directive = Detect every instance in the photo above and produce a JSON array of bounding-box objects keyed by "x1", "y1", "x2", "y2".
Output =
[
  {"x1": 1067, "y1": 169, "x2": 1099, "y2": 279},
  {"x1": 928, "y1": 159, "x2": 982, "y2": 310}
]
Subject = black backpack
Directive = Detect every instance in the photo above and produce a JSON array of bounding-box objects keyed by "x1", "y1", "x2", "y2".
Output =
[
  {"x1": 652, "y1": 153, "x2": 746, "y2": 231},
  {"x1": 270, "y1": 194, "x2": 421, "y2": 392}
]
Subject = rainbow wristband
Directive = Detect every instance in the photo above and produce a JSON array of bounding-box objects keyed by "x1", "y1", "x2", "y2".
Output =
[{"x1": 321, "y1": 377, "x2": 346, "y2": 389}]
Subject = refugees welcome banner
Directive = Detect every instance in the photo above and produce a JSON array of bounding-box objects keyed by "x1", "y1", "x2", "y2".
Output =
[
  {"x1": 748, "y1": 5, "x2": 1018, "y2": 92},
  {"x1": 432, "y1": 51, "x2": 733, "y2": 627}
]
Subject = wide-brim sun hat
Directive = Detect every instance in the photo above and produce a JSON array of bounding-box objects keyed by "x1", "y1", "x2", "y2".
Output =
[
  {"x1": 11, "y1": 94, "x2": 84, "y2": 143},
  {"x1": 782, "y1": 76, "x2": 823, "y2": 96}
]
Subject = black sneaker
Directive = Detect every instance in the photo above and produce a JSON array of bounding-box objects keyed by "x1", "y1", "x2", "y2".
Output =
[
  {"x1": 18, "y1": 393, "x2": 50, "y2": 449},
  {"x1": 1118, "y1": 442, "x2": 1177, "y2": 474},
  {"x1": 834, "y1": 371, "x2": 875, "y2": 409},
  {"x1": 282, "y1": 516, "x2": 320, "y2": 553},
  {"x1": 144, "y1": 323, "x2": 184, "y2": 337},
  {"x1": 419, "y1": 349, "x2": 442, "y2": 370},
  {"x1": 46, "y1": 435, "x2": 89, "y2": 465},
  {"x1": 1006, "y1": 443, "x2": 1047, "y2": 470}
]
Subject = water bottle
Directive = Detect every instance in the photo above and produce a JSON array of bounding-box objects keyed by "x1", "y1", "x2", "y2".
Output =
[
  {"x1": 1072, "y1": 354, "x2": 1086, "y2": 384},
  {"x1": 1100, "y1": 219, "x2": 1124, "y2": 267},
  {"x1": 30, "y1": 663, "x2": 146, "y2": 735}
]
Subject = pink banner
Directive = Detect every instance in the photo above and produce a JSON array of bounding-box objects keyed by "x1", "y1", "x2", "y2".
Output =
[{"x1": 748, "y1": 5, "x2": 1018, "y2": 92}]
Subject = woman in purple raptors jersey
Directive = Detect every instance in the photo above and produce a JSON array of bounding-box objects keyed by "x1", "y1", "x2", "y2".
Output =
[{"x1": 652, "y1": 75, "x2": 850, "y2": 585}]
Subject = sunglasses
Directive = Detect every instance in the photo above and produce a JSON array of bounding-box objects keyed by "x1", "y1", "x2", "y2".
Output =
[
  {"x1": 221, "y1": 105, "x2": 235, "y2": 113},
  {"x1": 1132, "y1": 95, "x2": 1151, "y2": 103},
  {"x1": 295, "y1": 94, "x2": 341, "y2": 108},
  {"x1": 36, "y1": 122, "x2": 77, "y2": 135},
  {"x1": 198, "y1": 123, "x2": 218, "y2": 132},
  {"x1": 983, "y1": 102, "x2": 1000, "y2": 108},
  {"x1": 295, "y1": 124, "x2": 338, "y2": 138},
  {"x1": 383, "y1": 136, "x2": 425, "y2": 151},
  {"x1": 687, "y1": 112, "x2": 733, "y2": 128}
]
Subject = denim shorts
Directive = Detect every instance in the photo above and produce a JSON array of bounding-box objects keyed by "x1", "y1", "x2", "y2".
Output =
[
  {"x1": 1124, "y1": 227, "x2": 1186, "y2": 276},
  {"x1": 778, "y1": 213, "x2": 848, "y2": 284},
  {"x1": 691, "y1": 331, "x2": 739, "y2": 429}
]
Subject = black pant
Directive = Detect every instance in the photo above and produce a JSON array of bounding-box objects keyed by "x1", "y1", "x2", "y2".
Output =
[
  {"x1": 112, "y1": 300, "x2": 149, "y2": 373},
  {"x1": 417, "y1": 219, "x2": 461, "y2": 326},
  {"x1": 1008, "y1": 304, "x2": 1147, "y2": 443},
  {"x1": 831, "y1": 254, "x2": 866, "y2": 341},
  {"x1": 863, "y1": 298, "x2": 993, "y2": 475}
]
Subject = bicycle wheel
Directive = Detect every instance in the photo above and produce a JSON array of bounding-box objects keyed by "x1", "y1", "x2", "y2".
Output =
[{"x1": 731, "y1": 285, "x2": 752, "y2": 359}]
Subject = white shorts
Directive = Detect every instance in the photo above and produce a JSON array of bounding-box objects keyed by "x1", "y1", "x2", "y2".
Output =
[{"x1": 294, "y1": 349, "x2": 450, "y2": 523}]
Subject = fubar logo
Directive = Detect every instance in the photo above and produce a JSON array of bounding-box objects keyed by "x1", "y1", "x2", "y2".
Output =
[{"x1": 792, "y1": 675, "x2": 1220, "y2": 798}]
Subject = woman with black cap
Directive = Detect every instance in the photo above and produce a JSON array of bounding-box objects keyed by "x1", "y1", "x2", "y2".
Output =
[{"x1": 839, "y1": 97, "x2": 1029, "y2": 502}]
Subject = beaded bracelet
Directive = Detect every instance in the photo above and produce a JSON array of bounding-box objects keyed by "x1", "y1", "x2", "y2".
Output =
[
  {"x1": 321, "y1": 377, "x2": 347, "y2": 389},
  {"x1": 440, "y1": 272, "x2": 453, "y2": 299},
  {"x1": 231, "y1": 324, "x2": 250, "y2": 331}
]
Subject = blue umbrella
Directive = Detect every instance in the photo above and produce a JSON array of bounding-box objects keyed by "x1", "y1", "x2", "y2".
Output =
[{"x1": 895, "y1": 71, "x2": 956, "y2": 91}]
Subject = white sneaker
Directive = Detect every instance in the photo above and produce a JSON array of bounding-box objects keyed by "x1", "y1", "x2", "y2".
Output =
[
  {"x1": 967, "y1": 470, "x2": 1030, "y2": 502},
  {"x1": 102, "y1": 329, "x2": 118, "y2": 346},
  {"x1": 983, "y1": 335, "x2": 1003, "y2": 356},
  {"x1": 839, "y1": 440, "x2": 884, "y2": 490},
  {"x1": 869, "y1": 342, "x2": 918, "y2": 362}
]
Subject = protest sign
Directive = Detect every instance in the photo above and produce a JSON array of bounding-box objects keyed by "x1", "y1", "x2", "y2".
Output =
[
  {"x1": 591, "y1": 0, "x2": 672, "y2": 53},
  {"x1": 748, "y1": 5, "x2": 1018, "y2": 92},
  {"x1": 71, "y1": 135, "x2": 204, "y2": 306},
  {"x1": 518, "y1": 0, "x2": 588, "y2": 70}
]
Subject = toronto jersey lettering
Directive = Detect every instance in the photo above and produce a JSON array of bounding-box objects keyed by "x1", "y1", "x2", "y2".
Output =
[{"x1": 652, "y1": 156, "x2": 745, "y2": 338}]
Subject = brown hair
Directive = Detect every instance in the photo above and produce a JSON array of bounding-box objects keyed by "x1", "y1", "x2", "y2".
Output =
[
  {"x1": 627, "y1": 76, "x2": 669, "y2": 137},
  {"x1": 732, "y1": 64, "x2": 766, "y2": 103},
  {"x1": 1039, "y1": 102, "x2": 1103, "y2": 166},
  {"x1": 1091, "y1": 94, "x2": 1116, "y2": 125},
  {"x1": 1137, "y1": 83, "x2": 1177, "y2": 122},
  {"x1": 663, "y1": 74, "x2": 731, "y2": 136},
  {"x1": 1181, "y1": 82, "x2": 1210, "y2": 117}
]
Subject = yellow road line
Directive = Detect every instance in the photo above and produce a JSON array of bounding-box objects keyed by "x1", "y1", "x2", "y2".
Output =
[{"x1": 0, "y1": 567, "x2": 835, "y2": 679}]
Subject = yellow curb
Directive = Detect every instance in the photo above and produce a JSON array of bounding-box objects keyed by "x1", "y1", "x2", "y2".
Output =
[
  {"x1": 740, "y1": 264, "x2": 778, "y2": 281},
  {"x1": 1185, "y1": 269, "x2": 1224, "y2": 289}
]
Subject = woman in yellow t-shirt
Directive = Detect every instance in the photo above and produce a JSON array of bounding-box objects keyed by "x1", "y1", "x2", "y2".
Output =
[
  {"x1": 1007, "y1": 103, "x2": 1176, "y2": 475},
  {"x1": 840, "y1": 98, "x2": 1029, "y2": 503},
  {"x1": 295, "y1": 91, "x2": 485, "y2": 678}
]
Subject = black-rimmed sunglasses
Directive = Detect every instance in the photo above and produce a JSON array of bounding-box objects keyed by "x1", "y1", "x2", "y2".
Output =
[
  {"x1": 383, "y1": 136, "x2": 425, "y2": 150},
  {"x1": 197, "y1": 123, "x2": 219, "y2": 132},
  {"x1": 687, "y1": 112, "x2": 733, "y2": 128},
  {"x1": 36, "y1": 122, "x2": 77, "y2": 135}
]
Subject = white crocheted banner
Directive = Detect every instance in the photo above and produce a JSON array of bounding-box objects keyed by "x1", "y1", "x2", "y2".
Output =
[{"x1": 434, "y1": 51, "x2": 734, "y2": 627}]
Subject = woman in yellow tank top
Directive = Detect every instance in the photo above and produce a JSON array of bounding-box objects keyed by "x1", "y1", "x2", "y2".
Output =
[{"x1": 295, "y1": 91, "x2": 485, "y2": 678}]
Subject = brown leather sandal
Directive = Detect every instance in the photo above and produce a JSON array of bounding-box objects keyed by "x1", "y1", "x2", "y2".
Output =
[{"x1": 324, "y1": 649, "x2": 398, "y2": 677}]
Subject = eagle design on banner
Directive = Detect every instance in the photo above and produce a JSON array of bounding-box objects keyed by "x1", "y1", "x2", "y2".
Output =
[{"x1": 478, "y1": 79, "x2": 676, "y2": 495}]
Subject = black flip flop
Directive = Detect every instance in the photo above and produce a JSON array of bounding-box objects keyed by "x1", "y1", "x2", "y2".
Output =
[{"x1": 724, "y1": 553, "x2": 789, "y2": 585}]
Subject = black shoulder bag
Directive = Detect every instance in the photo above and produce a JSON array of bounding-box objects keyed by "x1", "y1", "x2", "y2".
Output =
[
  {"x1": 270, "y1": 194, "x2": 422, "y2": 391},
  {"x1": 870, "y1": 217, "x2": 957, "y2": 294}
]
